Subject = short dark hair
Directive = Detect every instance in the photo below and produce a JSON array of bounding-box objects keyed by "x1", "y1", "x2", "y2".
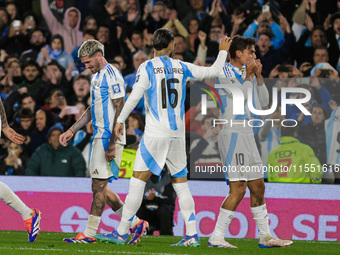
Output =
[
  {"x1": 229, "y1": 35, "x2": 256, "y2": 59},
  {"x1": 153, "y1": 28, "x2": 174, "y2": 51},
  {"x1": 314, "y1": 46, "x2": 328, "y2": 55},
  {"x1": 73, "y1": 74, "x2": 91, "y2": 84},
  {"x1": 282, "y1": 122, "x2": 297, "y2": 137},
  {"x1": 83, "y1": 29, "x2": 97, "y2": 38},
  {"x1": 46, "y1": 60, "x2": 64, "y2": 72},
  {"x1": 18, "y1": 108, "x2": 34, "y2": 119},
  {"x1": 19, "y1": 93, "x2": 34, "y2": 105},
  {"x1": 23, "y1": 60, "x2": 40, "y2": 72}
]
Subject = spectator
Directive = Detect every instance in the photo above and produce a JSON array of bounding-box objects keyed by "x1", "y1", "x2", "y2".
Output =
[
  {"x1": 267, "y1": 124, "x2": 323, "y2": 183},
  {"x1": 176, "y1": 0, "x2": 207, "y2": 30},
  {"x1": 71, "y1": 29, "x2": 96, "y2": 73},
  {"x1": 113, "y1": 55, "x2": 130, "y2": 76},
  {"x1": 0, "y1": 142, "x2": 28, "y2": 175},
  {"x1": 299, "y1": 105, "x2": 328, "y2": 165},
  {"x1": 41, "y1": 89, "x2": 77, "y2": 130},
  {"x1": 37, "y1": 34, "x2": 78, "y2": 76},
  {"x1": 192, "y1": 114, "x2": 221, "y2": 164},
  {"x1": 82, "y1": 16, "x2": 98, "y2": 32},
  {"x1": 174, "y1": 34, "x2": 195, "y2": 62},
  {"x1": 124, "y1": 50, "x2": 148, "y2": 114},
  {"x1": 22, "y1": 12, "x2": 39, "y2": 34},
  {"x1": 136, "y1": 168, "x2": 176, "y2": 235},
  {"x1": 25, "y1": 125, "x2": 86, "y2": 177},
  {"x1": 67, "y1": 74, "x2": 91, "y2": 106},
  {"x1": 286, "y1": 79, "x2": 333, "y2": 124},
  {"x1": 294, "y1": 15, "x2": 339, "y2": 68},
  {"x1": 143, "y1": 1, "x2": 168, "y2": 33},
  {"x1": 18, "y1": 60, "x2": 46, "y2": 99},
  {"x1": 255, "y1": 29, "x2": 295, "y2": 77},
  {"x1": 37, "y1": 61, "x2": 71, "y2": 106},
  {"x1": 124, "y1": 50, "x2": 148, "y2": 88},
  {"x1": 0, "y1": 60, "x2": 22, "y2": 100},
  {"x1": 20, "y1": 28, "x2": 47, "y2": 64},
  {"x1": 40, "y1": 0, "x2": 82, "y2": 54},
  {"x1": 243, "y1": 11, "x2": 285, "y2": 49}
]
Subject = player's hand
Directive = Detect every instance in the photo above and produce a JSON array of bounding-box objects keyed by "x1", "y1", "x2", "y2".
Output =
[
  {"x1": 114, "y1": 122, "x2": 124, "y2": 142},
  {"x1": 218, "y1": 36, "x2": 232, "y2": 52},
  {"x1": 59, "y1": 128, "x2": 74, "y2": 147},
  {"x1": 255, "y1": 59, "x2": 263, "y2": 78},
  {"x1": 246, "y1": 57, "x2": 256, "y2": 78},
  {"x1": 2, "y1": 126, "x2": 24, "y2": 145},
  {"x1": 105, "y1": 144, "x2": 116, "y2": 161}
]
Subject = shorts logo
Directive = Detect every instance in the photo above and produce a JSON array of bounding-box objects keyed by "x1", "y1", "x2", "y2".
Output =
[
  {"x1": 112, "y1": 84, "x2": 121, "y2": 94},
  {"x1": 92, "y1": 169, "x2": 99, "y2": 175}
]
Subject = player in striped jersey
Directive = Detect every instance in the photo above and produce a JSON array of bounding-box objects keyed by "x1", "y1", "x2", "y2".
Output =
[
  {"x1": 209, "y1": 35, "x2": 293, "y2": 248},
  {"x1": 102, "y1": 28, "x2": 230, "y2": 246},
  {"x1": 60, "y1": 39, "x2": 145, "y2": 244}
]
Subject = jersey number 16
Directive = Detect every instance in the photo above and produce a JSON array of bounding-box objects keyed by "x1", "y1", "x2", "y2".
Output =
[{"x1": 161, "y1": 78, "x2": 179, "y2": 109}]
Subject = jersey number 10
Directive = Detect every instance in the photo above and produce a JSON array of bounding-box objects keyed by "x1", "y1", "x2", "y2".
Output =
[{"x1": 161, "y1": 78, "x2": 179, "y2": 109}]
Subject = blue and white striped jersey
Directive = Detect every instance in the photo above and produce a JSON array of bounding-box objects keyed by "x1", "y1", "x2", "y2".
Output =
[
  {"x1": 120, "y1": 51, "x2": 227, "y2": 137},
  {"x1": 90, "y1": 63, "x2": 125, "y2": 143},
  {"x1": 216, "y1": 62, "x2": 268, "y2": 131},
  {"x1": 325, "y1": 106, "x2": 340, "y2": 165}
]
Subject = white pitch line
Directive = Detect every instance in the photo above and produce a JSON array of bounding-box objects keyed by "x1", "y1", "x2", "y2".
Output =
[{"x1": 0, "y1": 247, "x2": 190, "y2": 255}]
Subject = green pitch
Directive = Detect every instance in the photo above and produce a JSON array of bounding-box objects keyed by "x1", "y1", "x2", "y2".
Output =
[{"x1": 0, "y1": 231, "x2": 339, "y2": 255}]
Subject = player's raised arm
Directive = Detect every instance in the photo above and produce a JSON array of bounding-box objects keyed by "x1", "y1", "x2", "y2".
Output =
[{"x1": 59, "y1": 106, "x2": 92, "y2": 146}]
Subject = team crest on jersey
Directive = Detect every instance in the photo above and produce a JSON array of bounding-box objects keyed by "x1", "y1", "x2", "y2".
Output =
[{"x1": 112, "y1": 84, "x2": 121, "y2": 94}]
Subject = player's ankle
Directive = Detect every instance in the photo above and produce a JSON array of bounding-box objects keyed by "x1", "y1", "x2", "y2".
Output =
[
  {"x1": 259, "y1": 233, "x2": 273, "y2": 242},
  {"x1": 209, "y1": 233, "x2": 224, "y2": 242}
]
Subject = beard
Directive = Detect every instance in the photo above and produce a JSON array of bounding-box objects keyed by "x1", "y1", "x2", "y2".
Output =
[
  {"x1": 31, "y1": 43, "x2": 45, "y2": 52},
  {"x1": 24, "y1": 74, "x2": 39, "y2": 84}
]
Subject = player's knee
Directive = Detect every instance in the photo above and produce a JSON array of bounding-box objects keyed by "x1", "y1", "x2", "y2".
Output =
[{"x1": 91, "y1": 179, "x2": 107, "y2": 193}]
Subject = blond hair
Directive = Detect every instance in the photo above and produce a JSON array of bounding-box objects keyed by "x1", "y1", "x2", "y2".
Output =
[{"x1": 78, "y1": 39, "x2": 105, "y2": 58}]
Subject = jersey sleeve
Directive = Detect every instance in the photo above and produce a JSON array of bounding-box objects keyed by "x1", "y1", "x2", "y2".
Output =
[
  {"x1": 133, "y1": 63, "x2": 150, "y2": 91},
  {"x1": 182, "y1": 50, "x2": 227, "y2": 80},
  {"x1": 107, "y1": 70, "x2": 125, "y2": 100}
]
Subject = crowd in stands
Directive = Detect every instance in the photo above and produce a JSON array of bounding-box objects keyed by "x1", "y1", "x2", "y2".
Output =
[{"x1": 0, "y1": 0, "x2": 339, "y2": 184}]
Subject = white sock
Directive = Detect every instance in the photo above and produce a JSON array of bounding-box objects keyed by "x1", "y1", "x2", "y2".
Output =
[
  {"x1": 251, "y1": 204, "x2": 271, "y2": 240},
  {"x1": 83, "y1": 215, "x2": 101, "y2": 237},
  {"x1": 172, "y1": 182, "x2": 197, "y2": 236},
  {"x1": 210, "y1": 207, "x2": 235, "y2": 241},
  {"x1": 115, "y1": 206, "x2": 139, "y2": 228},
  {"x1": 0, "y1": 181, "x2": 32, "y2": 220},
  {"x1": 117, "y1": 177, "x2": 145, "y2": 235}
]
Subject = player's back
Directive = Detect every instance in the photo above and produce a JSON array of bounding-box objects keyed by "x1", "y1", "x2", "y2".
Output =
[{"x1": 136, "y1": 55, "x2": 193, "y2": 137}]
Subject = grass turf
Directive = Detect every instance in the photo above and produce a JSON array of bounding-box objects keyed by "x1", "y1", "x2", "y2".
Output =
[{"x1": 0, "y1": 231, "x2": 339, "y2": 255}]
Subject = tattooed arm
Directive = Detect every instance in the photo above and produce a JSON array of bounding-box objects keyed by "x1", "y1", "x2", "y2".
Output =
[
  {"x1": 0, "y1": 98, "x2": 24, "y2": 144},
  {"x1": 59, "y1": 106, "x2": 92, "y2": 147},
  {"x1": 105, "y1": 97, "x2": 125, "y2": 162}
]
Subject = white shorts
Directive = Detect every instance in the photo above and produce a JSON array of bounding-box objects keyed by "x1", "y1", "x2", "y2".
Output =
[
  {"x1": 134, "y1": 134, "x2": 187, "y2": 177},
  {"x1": 89, "y1": 139, "x2": 124, "y2": 180},
  {"x1": 218, "y1": 130, "x2": 263, "y2": 182}
]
